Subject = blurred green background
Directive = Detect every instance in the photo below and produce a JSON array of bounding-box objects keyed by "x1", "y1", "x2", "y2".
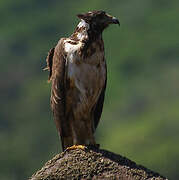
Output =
[{"x1": 1, "y1": 0, "x2": 179, "y2": 179}]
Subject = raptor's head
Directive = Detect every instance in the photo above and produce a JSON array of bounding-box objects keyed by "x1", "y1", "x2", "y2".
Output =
[{"x1": 77, "y1": 10, "x2": 120, "y2": 33}]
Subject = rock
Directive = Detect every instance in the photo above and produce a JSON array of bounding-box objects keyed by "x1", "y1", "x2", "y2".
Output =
[{"x1": 29, "y1": 147, "x2": 168, "y2": 180}]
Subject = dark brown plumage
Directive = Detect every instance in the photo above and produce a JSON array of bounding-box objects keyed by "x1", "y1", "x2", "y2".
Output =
[{"x1": 45, "y1": 10, "x2": 119, "y2": 151}]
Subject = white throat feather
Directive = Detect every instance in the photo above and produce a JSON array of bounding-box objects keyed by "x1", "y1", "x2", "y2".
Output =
[{"x1": 76, "y1": 20, "x2": 89, "y2": 41}]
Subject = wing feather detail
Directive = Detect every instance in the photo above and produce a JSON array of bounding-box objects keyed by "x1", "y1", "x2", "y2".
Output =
[
  {"x1": 48, "y1": 38, "x2": 68, "y2": 151},
  {"x1": 93, "y1": 63, "x2": 107, "y2": 130},
  {"x1": 44, "y1": 47, "x2": 55, "y2": 82}
]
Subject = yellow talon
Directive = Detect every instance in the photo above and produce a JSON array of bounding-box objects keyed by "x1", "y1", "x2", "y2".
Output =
[{"x1": 65, "y1": 145, "x2": 86, "y2": 151}]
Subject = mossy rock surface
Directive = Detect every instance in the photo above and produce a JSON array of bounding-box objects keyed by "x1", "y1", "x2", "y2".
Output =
[{"x1": 30, "y1": 147, "x2": 168, "y2": 180}]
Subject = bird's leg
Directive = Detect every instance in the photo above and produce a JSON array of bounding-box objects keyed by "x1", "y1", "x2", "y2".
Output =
[{"x1": 86, "y1": 118, "x2": 98, "y2": 147}]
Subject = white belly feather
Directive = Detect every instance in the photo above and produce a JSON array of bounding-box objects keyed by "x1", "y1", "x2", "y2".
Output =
[{"x1": 64, "y1": 40, "x2": 106, "y2": 113}]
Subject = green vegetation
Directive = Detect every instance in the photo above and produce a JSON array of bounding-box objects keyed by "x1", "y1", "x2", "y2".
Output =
[{"x1": 1, "y1": 0, "x2": 179, "y2": 179}]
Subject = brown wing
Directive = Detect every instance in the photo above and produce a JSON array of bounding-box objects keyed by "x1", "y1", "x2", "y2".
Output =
[
  {"x1": 48, "y1": 38, "x2": 70, "y2": 151},
  {"x1": 44, "y1": 47, "x2": 55, "y2": 82},
  {"x1": 93, "y1": 66, "x2": 107, "y2": 130}
]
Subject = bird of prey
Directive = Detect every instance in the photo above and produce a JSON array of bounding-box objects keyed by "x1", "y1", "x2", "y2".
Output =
[{"x1": 45, "y1": 10, "x2": 119, "y2": 151}]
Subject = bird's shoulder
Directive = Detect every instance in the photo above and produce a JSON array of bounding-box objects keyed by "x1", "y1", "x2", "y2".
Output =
[
  {"x1": 53, "y1": 37, "x2": 83, "y2": 58},
  {"x1": 54, "y1": 38, "x2": 67, "y2": 55}
]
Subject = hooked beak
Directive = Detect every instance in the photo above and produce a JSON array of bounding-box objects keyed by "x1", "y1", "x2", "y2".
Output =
[
  {"x1": 111, "y1": 17, "x2": 120, "y2": 26},
  {"x1": 106, "y1": 13, "x2": 120, "y2": 26}
]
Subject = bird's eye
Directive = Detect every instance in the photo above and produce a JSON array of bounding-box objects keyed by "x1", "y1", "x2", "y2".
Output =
[{"x1": 101, "y1": 11, "x2": 105, "y2": 16}]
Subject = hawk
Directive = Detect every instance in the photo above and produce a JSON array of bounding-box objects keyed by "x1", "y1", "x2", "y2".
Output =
[{"x1": 45, "y1": 10, "x2": 119, "y2": 151}]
